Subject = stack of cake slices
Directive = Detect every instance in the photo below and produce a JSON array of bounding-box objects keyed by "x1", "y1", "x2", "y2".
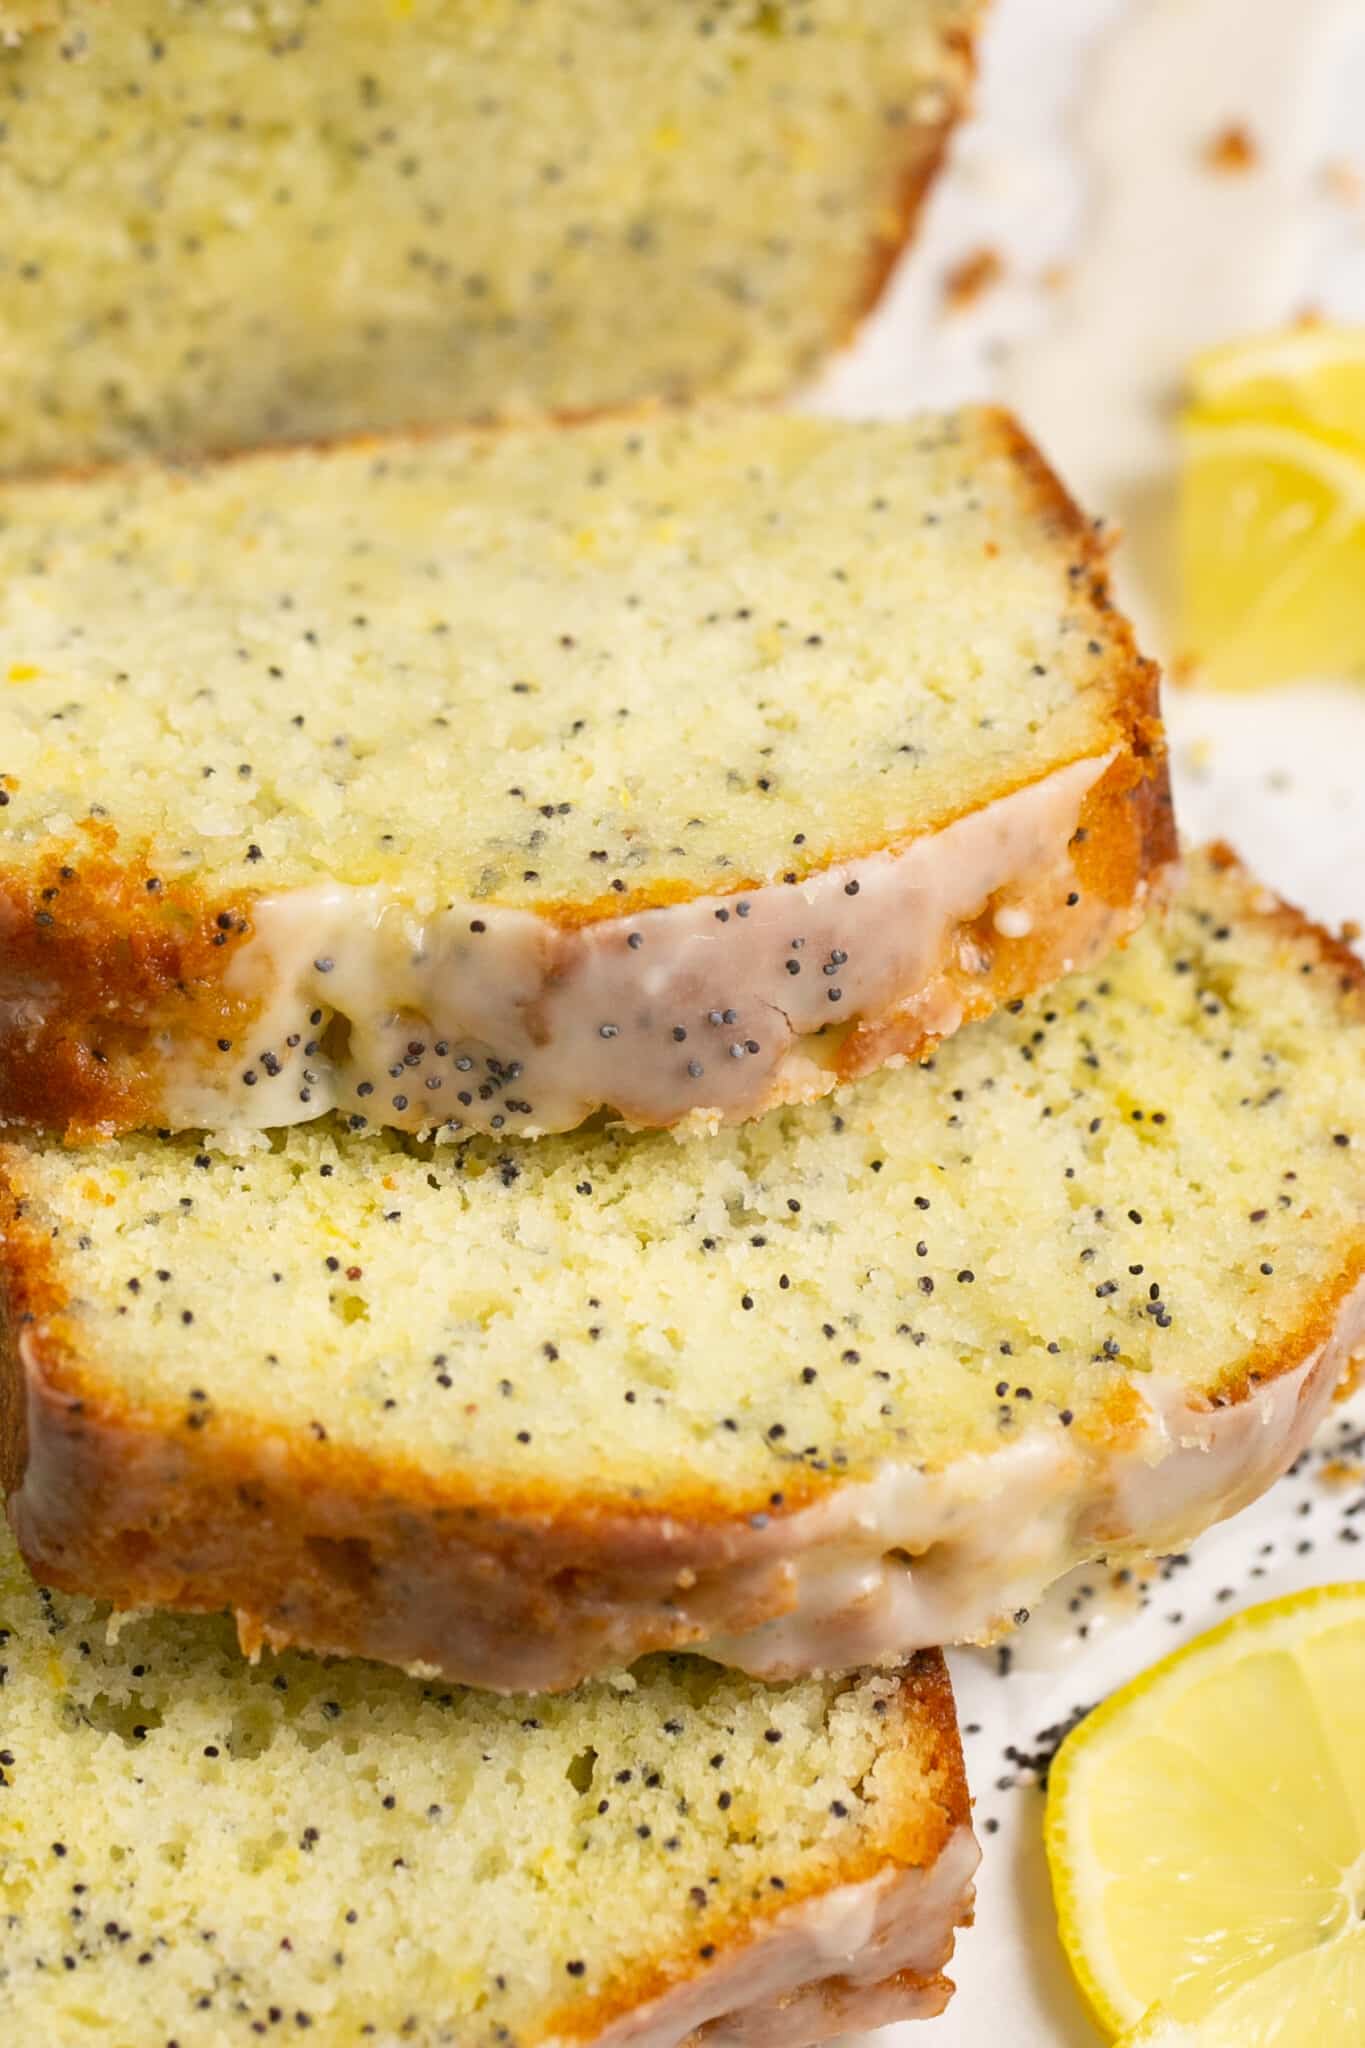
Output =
[{"x1": 2, "y1": 407, "x2": 1363, "y2": 2046}]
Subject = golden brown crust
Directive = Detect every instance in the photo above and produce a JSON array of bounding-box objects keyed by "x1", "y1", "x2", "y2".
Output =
[
  {"x1": 981, "y1": 403, "x2": 1175, "y2": 875},
  {"x1": 0, "y1": 403, "x2": 1173, "y2": 1142},
  {"x1": 827, "y1": 779, "x2": 1170, "y2": 1089},
  {"x1": 0, "y1": 825, "x2": 261, "y2": 1139},
  {"x1": 1213, "y1": 1260, "x2": 1365, "y2": 1409},
  {"x1": 0, "y1": 1290, "x2": 821, "y2": 1689},
  {"x1": 1203, "y1": 839, "x2": 1365, "y2": 1001},
  {"x1": 3, "y1": 1143, "x2": 1359, "y2": 1692},
  {"x1": 0, "y1": 763, "x2": 1167, "y2": 1142},
  {"x1": 540, "y1": 1652, "x2": 971, "y2": 2048},
  {"x1": 27, "y1": 840, "x2": 1364, "y2": 1704},
  {"x1": 610, "y1": 1958, "x2": 958, "y2": 2048},
  {"x1": 839, "y1": 12, "x2": 983, "y2": 350},
  {"x1": 1192, "y1": 841, "x2": 1365, "y2": 1407},
  {"x1": 873, "y1": 1650, "x2": 974, "y2": 1865}
]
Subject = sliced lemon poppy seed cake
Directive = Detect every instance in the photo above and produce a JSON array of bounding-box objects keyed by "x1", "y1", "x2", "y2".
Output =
[
  {"x1": 0, "y1": 406, "x2": 1172, "y2": 1144},
  {"x1": 0, "y1": 1526, "x2": 977, "y2": 2047},
  {"x1": 3, "y1": 848, "x2": 1361, "y2": 1691},
  {"x1": 0, "y1": 0, "x2": 981, "y2": 474}
]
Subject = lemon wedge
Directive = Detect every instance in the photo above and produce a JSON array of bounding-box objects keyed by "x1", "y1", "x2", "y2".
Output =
[
  {"x1": 1046, "y1": 1583, "x2": 1365, "y2": 2038},
  {"x1": 1189, "y1": 326, "x2": 1365, "y2": 442},
  {"x1": 1177, "y1": 326, "x2": 1365, "y2": 689}
]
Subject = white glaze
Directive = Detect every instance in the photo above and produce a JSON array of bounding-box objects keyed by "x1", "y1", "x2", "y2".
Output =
[
  {"x1": 147, "y1": 752, "x2": 1116, "y2": 1137},
  {"x1": 576, "y1": 1824, "x2": 979, "y2": 2048},
  {"x1": 705, "y1": 1276, "x2": 1365, "y2": 1679}
]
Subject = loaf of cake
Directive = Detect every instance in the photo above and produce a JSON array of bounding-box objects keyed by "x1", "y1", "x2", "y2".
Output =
[
  {"x1": 0, "y1": 1524, "x2": 977, "y2": 2045},
  {"x1": 0, "y1": 0, "x2": 980, "y2": 472},
  {"x1": 4, "y1": 847, "x2": 1359, "y2": 1689},
  {"x1": 0, "y1": 405, "x2": 1172, "y2": 1143}
]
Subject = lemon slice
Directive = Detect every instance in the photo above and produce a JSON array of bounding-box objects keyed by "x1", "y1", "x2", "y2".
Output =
[
  {"x1": 1119, "y1": 1936, "x2": 1365, "y2": 2048},
  {"x1": 1177, "y1": 324, "x2": 1365, "y2": 689},
  {"x1": 1178, "y1": 417, "x2": 1365, "y2": 689},
  {"x1": 1046, "y1": 1583, "x2": 1365, "y2": 2038},
  {"x1": 1189, "y1": 326, "x2": 1365, "y2": 443}
]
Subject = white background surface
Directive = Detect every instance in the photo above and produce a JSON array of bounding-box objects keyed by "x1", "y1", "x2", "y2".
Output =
[{"x1": 806, "y1": 1, "x2": 1365, "y2": 2040}]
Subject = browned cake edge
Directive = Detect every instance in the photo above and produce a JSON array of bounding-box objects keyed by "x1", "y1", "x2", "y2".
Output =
[
  {"x1": 835, "y1": 6, "x2": 985, "y2": 358},
  {"x1": 0, "y1": 405, "x2": 1173, "y2": 1141},
  {"x1": 4, "y1": 848, "x2": 1362, "y2": 1696},
  {"x1": 552, "y1": 1652, "x2": 977, "y2": 2048}
]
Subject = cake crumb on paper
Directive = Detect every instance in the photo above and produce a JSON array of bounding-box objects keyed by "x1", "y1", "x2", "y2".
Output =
[
  {"x1": 942, "y1": 246, "x2": 1004, "y2": 313},
  {"x1": 1203, "y1": 122, "x2": 1259, "y2": 173}
]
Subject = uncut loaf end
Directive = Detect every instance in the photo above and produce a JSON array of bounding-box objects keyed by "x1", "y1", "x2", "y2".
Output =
[{"x1": 0, "y1": 0, "x2": 980, "y2": 471}]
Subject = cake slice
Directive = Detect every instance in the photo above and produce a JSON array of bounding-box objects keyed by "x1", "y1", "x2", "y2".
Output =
[
  {"x1": 0, "y1": 405, "x2": 1172, "y2": 1142},
  {"x1": 0, "y1": 1525, "x2": 976, "y2": 2047},
  {"x1": 0, "y1": 0, "x2": 980, "y2": 472},
  {"x1": 3, "y1": 847, "x2": 1361, "y2": 1692}
]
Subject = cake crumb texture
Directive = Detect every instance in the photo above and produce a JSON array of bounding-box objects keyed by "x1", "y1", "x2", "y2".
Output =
[
  {"x1": 0, "y1": 1520, "x2": 968, "y2": 2045},
  {"x1": 0, "y1": 0, "x2": 977, "y2": 470},
  {"x1": 0, "y1": 404, "x2": 1169, "y2": 1139},
  {"x1": 0, "y1": 406, "x2": 1148, "y2": 906},
  {"x1": 0, "y1": 844, "x2": 1361, "y2": 1704},
  {"x1": 4, "y1": 849, "x2": 1358, "y2": 1508}
]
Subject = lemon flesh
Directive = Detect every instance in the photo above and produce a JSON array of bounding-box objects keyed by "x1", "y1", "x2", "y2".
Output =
[
  {"x1": 1190, "y1": 327, "x2": 1365, "y2": 444},
  {"x1": 1046, "y1": 1584, "x2": 1365, "y2": 2037},
  {"x1": 1178, "y1": 326, "x2": 1365, "y2": 689},
  {"x1": 1120, "y1": 1931, "x2": 1365, "y2": 2046}
]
